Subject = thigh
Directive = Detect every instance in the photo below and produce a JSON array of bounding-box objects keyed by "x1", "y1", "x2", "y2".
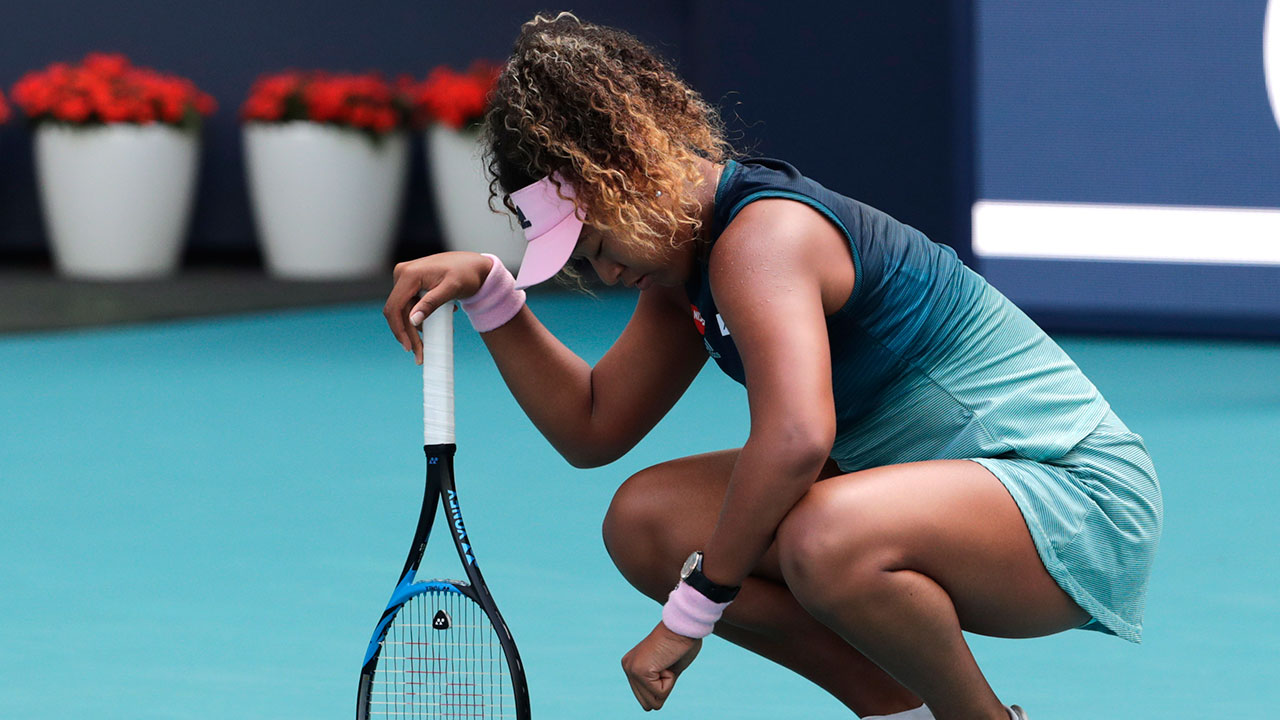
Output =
[
  {"x1": 603, "y1": 449, "x2": 843, "y2": 589},
  {"x1": 778, "y1": 459, "x2": 1090, "y2": 638}
]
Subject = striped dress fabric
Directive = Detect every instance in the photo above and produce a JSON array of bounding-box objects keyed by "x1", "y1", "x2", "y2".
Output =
[{"x1": 685, "y1": 158, "x2": 1163, "y2": 642}]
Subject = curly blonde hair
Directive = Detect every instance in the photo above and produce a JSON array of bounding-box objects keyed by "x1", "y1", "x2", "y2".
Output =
[{"x1": 483, "y1": 12, "x2": 735, "y2": 263}]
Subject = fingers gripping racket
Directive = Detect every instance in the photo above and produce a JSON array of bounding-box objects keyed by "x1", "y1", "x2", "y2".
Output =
[{"x1": 357, "y1": 305, "x2": 531, "y2": 719}]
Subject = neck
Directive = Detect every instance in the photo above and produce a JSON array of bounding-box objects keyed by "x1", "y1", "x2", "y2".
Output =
[
  {"x1": 693, "y1": 157, "x2": 723, "y2": 243},
  {"x1": 664, "y1": 157, "x2": 724, "y2": 286}
]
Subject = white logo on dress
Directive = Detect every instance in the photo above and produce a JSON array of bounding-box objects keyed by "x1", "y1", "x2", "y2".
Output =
[{"x1": 716, "y1": 313, "x2": 730, "y2": 336}]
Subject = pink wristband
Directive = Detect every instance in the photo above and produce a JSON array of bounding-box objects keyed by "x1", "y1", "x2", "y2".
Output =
[
  {"x1": 459, "y1": 254, "x2": 527, "y2": 333},
  {"x1": 661, "y1": 580, "x2": 733, "y2": 639}
]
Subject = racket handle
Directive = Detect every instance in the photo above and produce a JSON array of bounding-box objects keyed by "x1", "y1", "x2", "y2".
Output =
[{"x1": 421, "y1": 302, "x2": 455, "y2": 445}]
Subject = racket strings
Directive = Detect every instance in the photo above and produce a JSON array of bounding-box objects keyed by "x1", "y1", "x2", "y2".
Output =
[{"x1": 371, "y1": 586, "x2": 514, "y2": 718}]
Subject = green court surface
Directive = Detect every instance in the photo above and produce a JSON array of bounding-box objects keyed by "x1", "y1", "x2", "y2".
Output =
[{"x1": 1, "y1": 292, "x2": 1276, "y2": 719}]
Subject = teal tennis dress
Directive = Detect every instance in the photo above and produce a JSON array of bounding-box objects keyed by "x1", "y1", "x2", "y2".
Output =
[{"x1": 687, "y1": 158, "x2": 1163, "y2": 642}]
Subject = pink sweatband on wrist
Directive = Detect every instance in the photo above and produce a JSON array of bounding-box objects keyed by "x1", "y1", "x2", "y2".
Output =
[
  {"x1": 459, "y1": 254, "x2": 527, "y2": 333},
  {"x1": 661, "y1": 580, "x2": 733, "y2": 639}
]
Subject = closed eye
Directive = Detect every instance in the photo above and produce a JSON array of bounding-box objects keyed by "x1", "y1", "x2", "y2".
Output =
[
  {"x1": 570, "y1": 233, "x2": 591, "y2": 261},
  {"x1": 572, "y1": 230, "x2": 604, "y2": 262}
]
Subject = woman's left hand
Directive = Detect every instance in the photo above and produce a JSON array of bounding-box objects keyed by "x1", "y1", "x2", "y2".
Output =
[{"x1": 620, "y1": 622, "x2": 702, "y2": 711}]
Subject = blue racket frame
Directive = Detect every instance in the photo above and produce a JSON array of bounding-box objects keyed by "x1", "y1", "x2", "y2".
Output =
[{"x1": 356, "y1": 443, "x2": 531, "y2": 719}]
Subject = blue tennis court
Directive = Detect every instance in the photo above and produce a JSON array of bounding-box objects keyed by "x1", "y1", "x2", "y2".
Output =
[{"x1": 1, "y1": 291, "x2": 1276, "y2": 719}]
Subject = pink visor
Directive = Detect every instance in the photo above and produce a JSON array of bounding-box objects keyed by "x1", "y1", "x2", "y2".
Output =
[{"x1": 508, "y1": 173, "x2": 585, "y2": 289}]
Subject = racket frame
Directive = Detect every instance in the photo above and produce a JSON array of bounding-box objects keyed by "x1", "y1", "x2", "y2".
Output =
[
  {"x1": 357, "y1": 305, "x2": 530, "y2": 719},
  {"x1": 357, "y1": 444, "x2": 532, "y2": 720}
]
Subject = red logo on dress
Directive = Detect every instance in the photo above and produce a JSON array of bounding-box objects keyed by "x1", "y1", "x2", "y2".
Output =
[{"x1": 690, "y1": 305, "x2": 706, "y2": 335}]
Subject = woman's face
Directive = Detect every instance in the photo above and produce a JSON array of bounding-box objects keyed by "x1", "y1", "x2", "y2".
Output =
[{"x1": 571, "y1": 225, "x2": 694, "y2": 290}]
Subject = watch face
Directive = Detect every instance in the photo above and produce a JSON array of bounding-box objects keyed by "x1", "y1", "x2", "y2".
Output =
[{"x1": 681, "y1": 551, "x2": 700, "y2": 580}]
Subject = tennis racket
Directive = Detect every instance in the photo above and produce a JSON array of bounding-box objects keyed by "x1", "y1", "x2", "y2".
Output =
[{"x1": 357, "y1": 304, "x2": 531, "y2": 719}]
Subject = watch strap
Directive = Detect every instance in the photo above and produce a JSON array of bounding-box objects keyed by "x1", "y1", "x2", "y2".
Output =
[{"x1": 684, "y1": 564, "x2": 741, "y2": 603}]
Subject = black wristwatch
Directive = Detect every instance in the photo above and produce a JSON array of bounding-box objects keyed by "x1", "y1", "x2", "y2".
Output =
[{"x1": 680, "y1": 551, "x2": 741, "y2": 603}]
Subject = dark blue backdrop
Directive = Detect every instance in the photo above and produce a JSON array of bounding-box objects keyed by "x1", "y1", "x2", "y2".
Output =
[
  {"x1": 979, "y1": 1, "x2": 1280, "y2": 208},
  {"x1": 0, "y1": 1, "x2": 963, "y2": 266},
  {"x1": 974, "y1": 0, "x2": 1280, "y2": 337}
]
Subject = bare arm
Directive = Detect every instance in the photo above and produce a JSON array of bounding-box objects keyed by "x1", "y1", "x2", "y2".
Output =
[
  {"x1": 697, "y1": 199, "x2": 855, "y2": 588},
  {"x1": 477, "y1": 284, "x2": 706, "y2": 467},
  {"x1": 385, "y1": 252, "x2": 707, "y2": 468}
]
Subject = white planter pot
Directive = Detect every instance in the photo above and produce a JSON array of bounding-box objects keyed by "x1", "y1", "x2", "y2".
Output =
[
  {"x1": 35, "y1": 124, "x2": 199, "y2": 279},
  {"x1": 244, "y1": 122, "x2": 409, "y2": 279},
  {"x1": 425, "y1": 124, "x2": 526, "y2": 271}
]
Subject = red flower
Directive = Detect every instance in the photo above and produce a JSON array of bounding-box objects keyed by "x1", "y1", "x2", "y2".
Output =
[
  {"x1": 56, "y1": 96, "x2": 92, "y2": 123},
  {"x1": 194, "y1": 92, "x2": 216, "y2": 116},
  {"x1": 242, "y1": 96, "x2": 282, "y2": 122},
  {"x1": 372, "y1": 108, "x2": 397, "y2": 133},
  {"x1": 241, "y1": 72, "x2": 301, "y2": 122},
  {"x1": 349, "y1": 104, "x2": 377, "y2": 129},
  {"x1": 304, "y1": 77, "x2": 348, "y2": 123},
  {"x1": 413, "y1": 61, "x2": 501, "y2": 130},
  {"x1": 98, "y1": 99, "x2": 134, "y2": 123},
  {"x1": 8, "y1": 53, "x2": 215, "y2": 127},
  {"x1": 83, "y1": 53, "x2": 130, "y2": 78},
  {"x1": 242, "y1": 70, "x2": 412, "y2": 135}
]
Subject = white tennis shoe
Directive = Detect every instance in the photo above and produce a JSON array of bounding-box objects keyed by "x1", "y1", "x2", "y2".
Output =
[{"x1": 862, "y1": 703, "x2": 1029, "y2": 719}]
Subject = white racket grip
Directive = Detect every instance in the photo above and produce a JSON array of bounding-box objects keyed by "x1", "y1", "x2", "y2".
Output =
[{"x1": 421, "y1": 302, "x2": 455, "y2": 445}]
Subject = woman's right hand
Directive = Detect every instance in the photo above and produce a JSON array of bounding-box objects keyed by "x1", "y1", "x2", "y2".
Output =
[{"x1": 383, "y1": 251, "x2": 494, "y2": 364}]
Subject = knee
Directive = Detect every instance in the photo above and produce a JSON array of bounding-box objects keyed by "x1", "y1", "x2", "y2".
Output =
[
  {"x1": 602, "y1": 469, "x2": 661, "y2": 555},
  {"x1": 776, "y1": 487, "x2": 902, "y2": 614},
  {"x1": 602, "y1": 466, "x2": 682, "y2": 589},
  {"x1": 775, "y1": 494, "x2": 843, "y2": 605}
]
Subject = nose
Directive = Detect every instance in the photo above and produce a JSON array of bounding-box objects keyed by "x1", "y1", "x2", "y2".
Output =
[{"x1": 590, "y1": 257, "x2": 624, "y2": 286}]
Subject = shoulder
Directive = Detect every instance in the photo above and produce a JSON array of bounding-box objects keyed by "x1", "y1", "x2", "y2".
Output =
[
  {"x1": 714, "y1": 199, "x2": 824, "y2": 265},
  {"x1": 710, "y1": 198, "x2": 851, "y2": 292}
]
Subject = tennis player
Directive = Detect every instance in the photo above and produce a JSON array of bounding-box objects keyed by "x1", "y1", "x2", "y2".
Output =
[{"x1": 384, "y1": 13, "x2": 1163, "y2": 720}]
